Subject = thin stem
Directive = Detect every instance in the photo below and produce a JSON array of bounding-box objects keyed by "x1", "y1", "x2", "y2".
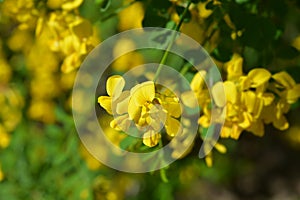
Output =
[
  {"x1": 153, "y1": 0, "x2": 193, "y2": 82},
  {"x1": 180, "y1": 62, "x2": 193, "y2": 76},
  {"x1": 158, "y1": 139, "x2": 169, "y2": 182},
  {"x1": 160, "y1": 168, "x2": 169, "y2": 183}
]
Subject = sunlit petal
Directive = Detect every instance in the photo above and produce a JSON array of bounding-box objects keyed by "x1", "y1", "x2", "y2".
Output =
[
  {"x1": 191, "y1": 70, "x2": 206, "y2": 91},
  {"x1": 212, "y1": 82, "x2": 226, "y2": 107},
  {"x1": 98, "y1": 96, "x2": 112, "y2": 114},
  {"x1": 248, "y1": 68, "x2": 271, "y2": 88},
  {"x1": 165, "y1": 116, "x2": 182, "y2": 137},
  {"x1": 272, "y1": 71, "x2": 296, "y2": 89},
  {"x1": 106, "y1": 75, "x2": 125, "y2": 98}
]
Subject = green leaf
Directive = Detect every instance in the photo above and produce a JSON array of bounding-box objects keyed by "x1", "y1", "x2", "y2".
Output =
[{"x1": 119, "y1": 136, "x2": 140, "y2": 150}]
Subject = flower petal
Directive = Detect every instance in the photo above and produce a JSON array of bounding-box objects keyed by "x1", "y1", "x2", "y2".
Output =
[
  {"x1": 248, "y1": 121, "x2": 264, "y2": 137},
  {"x1": 286, "y1": 84, "x2": 300, "y2": 104},
  {"x1": 273, "y1": 115, "x2": 289, "y2": 130},
  {"x1": 272, "y1": 71, "x2": 296, "y2": 89},
  {"x1": 106, "y1": 75, "x2": 125, "y2": 98},
  {"x1": 98, "y1": 96, "x2": 112, "y2": 114},
  {"x1": 262, "y1": 93, "x2": 275, "y2": 106},
  {"x1": 115, "y1": 91, "x2": 130, "y2": 115},
  {"x1": 212, "y1": 82, "x2": 226, "y2": 107},
  {"x1": 224, "y1": 81, "x2": 237, "y2": 103},
  {"x1": 143, "y1": 130, "x2": 160, "y2": 147},
  {"x1": 181, "y1": 91, "x2": 198, "y2": 108},
  {"x1": 165, "y1": 116, "x2": 182, "y2": 137},
  {"x1": 248, "y1": 68, "x2": 271, "y2": 88},
  {"x1": 225, "y1": 53, "x2": 243, "y2": 80},
  {"x1": 191, "y1": 70, "x2": 206, "y2": 92},
  {"x1": 130, "y1": 81, "x2": 155, "y2": 106}
]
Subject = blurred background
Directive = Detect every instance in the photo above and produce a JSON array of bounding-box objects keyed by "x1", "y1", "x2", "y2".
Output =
[{"x1": 0, "y1": 0, "x2": 300, "y2": 199}]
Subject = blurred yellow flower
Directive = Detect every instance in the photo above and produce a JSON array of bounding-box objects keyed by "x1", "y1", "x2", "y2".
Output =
[
  {"x1": 80, "y1": 144, "x2": 102, "y2": 170},
  {"x1": 7, "y1": 29, "x2": 33, "y2": 52},
  {"x1": 0, "y1": 56, "x2": 12, "y2": 84},
  {"x1": 1, "y1": 0, "x2": 38, "y2": 30},
  {"x1": 292, "y1": 35, "x2": 300, "y2": 51},
  {"x1": 28, "y1": 100, "x2": 55, "y2": 123},
  {"x1": 0, "y1": 125, "x2": 10, "y2": 149},
  {"x1": 112, "y1": 39, "x2": 144, "y2": 72},
  {"x1": 0, "y1": 165, "x2": 4, "y2": 182},
  {"x1": 118, "y1": 1, "x2": 144, "y2": 31}
]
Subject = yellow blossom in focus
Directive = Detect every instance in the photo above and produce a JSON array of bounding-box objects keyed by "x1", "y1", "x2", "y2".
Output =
[
  {"x1": 127, "y1": 82, "x2": 181, "y2": 147},
  {"x1": 99, "y1": 76, "x2": 182, "y2": 147},
  {"x1": 195, "y1": 54, "x2": 299, "y2": 140},
  {"x1": 223, "y1": 53, "x2": 243, "y2": 81},
  {"x1": 98, "y1": 75, "x2": 126, "y2": 115},
  {"x1": 182, "y1": 70, "x2": 209, "y2": 109}
]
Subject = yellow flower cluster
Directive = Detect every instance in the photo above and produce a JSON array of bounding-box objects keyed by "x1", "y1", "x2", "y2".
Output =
[
  {"x1": 98, "y1": 75, "x2": 182, "y2": 147},
  {"x1": 1, "y1": 0, "x2": 100, "y2": 73},
  {"x1": 0, "y1": 0, "x2": 38, "y2": 30},
  {"x1": 195, "y1": 54, "x2": 300, "y2": 139},
  {"x1": 0, "y1": 0, "x2": 100, "y2": 123}
]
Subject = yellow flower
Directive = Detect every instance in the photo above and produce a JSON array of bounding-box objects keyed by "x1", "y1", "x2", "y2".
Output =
[
  {"x1": 45, "y1": 11, "x2": 100, "y2": 73},
  {"x1": 128, "y1": 81, "x2": 181, "y2": 147},
  {"x1": 98, "y1": 75, "x2": 126, "y2": 115},
  {"x1": 61, "y1": 0, "x2": 83, "y2": 10},
  {"x1": 261, "y1": 100, "x2": 289, "y2": 131},
  {"x1": 1, "y1": 0, "x2": 37, "y2": 30},
  {"x1": 182, "y1": 70, "x2": 209, "y2": 108},
  {"x1": 118, "y1": 1, "x2": 144, "y2": 31},
  {"x1": 0, "y1": 57, "x2": 12, "y2": 84},
  {"x1": 292, "y1": 35, "x2": 300, "y2": 51},
  {"x1": 98, "y1": 76, "x2": 182, "y2": 147},
  {"x1": 272, "y1": 71, "x2": 300, "y2": 104},
  {"x1": 224, "y1": 53, "x2": 243, "y2": 81},
  {"x1": 28, "y1": 100, "x2": 55, "y2": 123},
  {"x1": 0, "y1": 125, "x2": 10, "y2": 149},
  {"x1": 199, "y1": 67, "x2": 275, "y2": 139}
]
